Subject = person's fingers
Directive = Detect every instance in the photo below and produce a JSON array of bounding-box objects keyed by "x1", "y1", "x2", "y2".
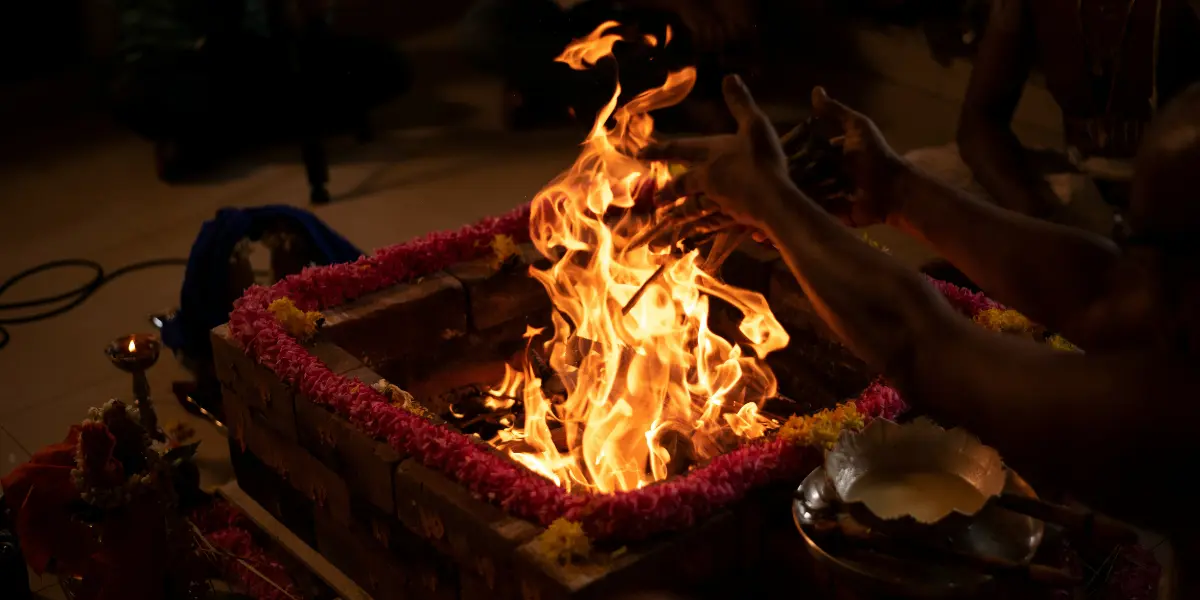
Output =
[
  {"x1": 639, "y1": 138, "x2": 713, "y2": 163},
  {"x1": 722, "y1": 75, "x2": 765, "y2": 129},
  {"x1": 655, "y1": 170, "x2": 704, "y2": 202},
  {"x1": 811, "y1": 86, "x2": 859, "y2": 129}
]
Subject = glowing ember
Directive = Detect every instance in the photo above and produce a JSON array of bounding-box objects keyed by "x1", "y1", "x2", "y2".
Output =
[
  {"x1": 128, "y1": 339, "x2": 137, "y2": 353},
  {"x1": 489, "y1": 22, "x2": 789, "y2": 493}
]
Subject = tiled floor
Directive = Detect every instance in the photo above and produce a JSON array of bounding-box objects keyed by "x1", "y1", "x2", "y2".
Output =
[{"x1": 1, "y1": 24, "x2": 1061, "y2": 596}]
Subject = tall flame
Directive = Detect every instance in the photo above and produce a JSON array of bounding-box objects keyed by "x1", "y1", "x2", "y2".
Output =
[{"x1": 491, "y1": 22, "x2": 789, "y2": 493}]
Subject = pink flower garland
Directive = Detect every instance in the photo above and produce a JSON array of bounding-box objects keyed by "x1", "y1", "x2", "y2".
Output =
[
  {"x1": 191, "y1": 501, "x2": 300, "y2": 600},
  {"x1": 225, "y1": 204, "x2": 989, "y2": 542}
]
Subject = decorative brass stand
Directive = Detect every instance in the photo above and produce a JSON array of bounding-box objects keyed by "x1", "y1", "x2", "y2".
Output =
[{"x1": 105, "y1": 334, "x2": 165, "y2": 441}]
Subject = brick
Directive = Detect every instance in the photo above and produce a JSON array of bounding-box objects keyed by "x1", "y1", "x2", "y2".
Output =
[
  {"x1": 314, "y1": 505, "x2": 408, "y2": 600},
  {"x1": 322, "y1": 272, "x2": 468, "y2": 385},
  {"x1": 230, "y1": 398, "x2": 352, "y2": 527},
  {"x1": 227, "y1": 437, "x2": 318, "y2": 547},
  {"x1": 393, "y1": 459, "x2": 542, "y2": 581},
  {"x1": 325, "y1": 501, "x2": 460, "y2": 600},
  {"x1": 212, "y1": 325, "x2": 298, "y2": 441},
  {"x1": 308, "y1": 338, "x2": 365, "y2": 375},
  {"x1": 513, "y1": 485, "x2": 787, "y2": 600},
  {"x1": 294, "y1": 380, "x2": 403, "y2": 513},
  {"x1": 446, "y1": 243, "x2": 552, "y2": 332},
  {"x1": 721, "y1": 241, "x2": 780, "y2": 295}
]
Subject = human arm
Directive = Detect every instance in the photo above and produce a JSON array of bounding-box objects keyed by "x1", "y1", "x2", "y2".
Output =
[
  {"x1": 643, "y1": 76, "x2": 1196, "y2": 530},
  {"x1": 769, "y1": 191, "x2": 1192, "y2": 528},
  {"x1": 885, "y1": 162, "x2": 1122, "y2": 343},
  {"x1": 957, "y1": 0, "x2": 1061, "y2": 218},
  {"x1": 814, "y1": 87, "x2": 1123, "y2": 344}
]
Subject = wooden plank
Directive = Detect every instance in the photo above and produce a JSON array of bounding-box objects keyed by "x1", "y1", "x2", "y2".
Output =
[{"x1": 218, "y1": 482, "x2": 373, "y2": 600}]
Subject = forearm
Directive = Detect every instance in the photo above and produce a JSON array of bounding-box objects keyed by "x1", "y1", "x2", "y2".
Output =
[
  {"x1": 888, "y1": 162, "x2": 1120, "y2": 338},
  {"x1": 957, "y1": 115, "x2": 1060, "y2": 217},
  {"x1": 759, "y1": 181, "x2": 945, "y2": 371}
]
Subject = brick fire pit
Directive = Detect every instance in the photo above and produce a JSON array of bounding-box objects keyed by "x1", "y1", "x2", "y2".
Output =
[{"x1": 213, "y1": 236, "x2": 876, "y2": 600}]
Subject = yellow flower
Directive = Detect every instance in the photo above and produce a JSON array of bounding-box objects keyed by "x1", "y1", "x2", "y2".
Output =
[
  {"x1": 974, "y1": 308, "x2": 1037, "y2": 335},
  {"x1": 268, "y1": 298, "x2": 324, "y2": 341},
  {"x1": 489, "y1": 234, "x2": 521, "y2": 270},
  {"x1": 973, "y1": 308, "x2": 1080, "y2": 350},
  {"x1": 532, "y1": 519, "x2": 591, "y2": 565},
  {"x1": 779, "y1": 403, "x2": 864, "y2": 449},
  {"x1": 1048, "y1": 335, "x2": 1080, "y2": 353}
]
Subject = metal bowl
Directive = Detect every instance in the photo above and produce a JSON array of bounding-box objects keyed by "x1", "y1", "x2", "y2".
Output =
[
  {"x1": 793, "y1": 465, "x2": 1044, "y2": 598},
  {"x1": 825, "y1": 419, "x2": 1007, "y2": 527},
  {"x1": 792, "y1": 418, "x2": 1046, "y2": 599}
]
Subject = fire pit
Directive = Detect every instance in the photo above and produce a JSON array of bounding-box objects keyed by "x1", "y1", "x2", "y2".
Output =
[{"x1": 212, "y1": 22, "x2": 898, "y2": 600}]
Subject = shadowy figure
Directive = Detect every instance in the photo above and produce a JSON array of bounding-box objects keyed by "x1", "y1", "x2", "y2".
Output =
[
  {"x1": 905, "y1": 0, "x2": 1200, "y2": 241},
  {"x1": 109, "y1": 0, "x2": 410, "y2": 183}
]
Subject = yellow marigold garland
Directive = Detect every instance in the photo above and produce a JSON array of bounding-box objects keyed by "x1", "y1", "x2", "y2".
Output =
[
  {"x1": 973, "y1": 308, "x2": 1078, "y2": 352},
  {"x1": 531, "y1": 518, "x2": 591, "y2": 565},
  {"x1": 268, "y1": 298, "x2": 323, "y2": 341},
  {"x1": 778, "y1": 403, "x2": 865, "y2": 450}
]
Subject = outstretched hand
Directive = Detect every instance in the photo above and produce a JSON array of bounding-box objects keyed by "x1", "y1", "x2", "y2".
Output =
[
  {"x1": 639, "y1": 75, "x2": 792, "y2": 231},
  {"x1": 810, "y1": 87, "x2": 907, "y2": 227}
]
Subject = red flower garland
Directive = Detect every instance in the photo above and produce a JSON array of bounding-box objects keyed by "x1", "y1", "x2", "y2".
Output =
[
  {"x1": 190, "y1": 501, "x2": 301, "y2": 600},
  {"x1": 223, "y1": 205, "x2": 1015, "y2": 541}
]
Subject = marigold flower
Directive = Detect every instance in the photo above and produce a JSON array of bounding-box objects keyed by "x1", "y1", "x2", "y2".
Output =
[
  {"x1": 268, "y1": 297, "x2": 323, "y2": 341},
  {"x1": 533, "y1": 519, "x2": 591, "y2": 565},
  {"x1": 779, "y1": 403, "x2": 865, "y2": 449},
  {"x1": 488, "y1": 234, "x2": 521, "y2": 270}
]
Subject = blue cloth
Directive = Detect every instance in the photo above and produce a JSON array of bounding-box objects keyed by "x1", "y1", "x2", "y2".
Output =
[{"x1": 162, "y1": 205, "x2": 362, "y2": 362}]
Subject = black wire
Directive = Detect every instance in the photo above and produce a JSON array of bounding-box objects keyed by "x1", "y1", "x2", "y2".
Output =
[{"x1": 0, "y1": 258, "x2": 189, "y2": 351}]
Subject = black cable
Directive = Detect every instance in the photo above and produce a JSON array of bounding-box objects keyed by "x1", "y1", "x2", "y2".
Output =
[{"x1": 0, "y1": 258, "x2": 189, "y2": 351}]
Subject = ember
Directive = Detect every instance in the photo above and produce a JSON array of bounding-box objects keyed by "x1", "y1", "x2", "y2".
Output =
[{"x1": 482, "y1": 22, "x2": 789, "y2": 493}]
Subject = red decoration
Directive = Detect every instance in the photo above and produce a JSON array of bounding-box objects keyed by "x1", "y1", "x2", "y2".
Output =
[
  {"x1": 190, "y1": 502, "x2": 301, "y2": 600},
  {"x1": 2, "y1": 427, "x2": 91, "y2": 575}
]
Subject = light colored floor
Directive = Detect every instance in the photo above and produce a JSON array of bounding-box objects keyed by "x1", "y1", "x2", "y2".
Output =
[{"x1": 0, "y1": 25, "x2": 1063, "y2": 595}]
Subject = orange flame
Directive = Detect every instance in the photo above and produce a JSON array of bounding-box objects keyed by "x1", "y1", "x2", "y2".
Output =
[{"x1": 490, "y1": 22, "x2": 789, "y2": 493}]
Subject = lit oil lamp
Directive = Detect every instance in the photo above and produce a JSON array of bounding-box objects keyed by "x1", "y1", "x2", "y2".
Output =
[{"x1": 105, "y1": 333, "x2": 165, "y2": 440}]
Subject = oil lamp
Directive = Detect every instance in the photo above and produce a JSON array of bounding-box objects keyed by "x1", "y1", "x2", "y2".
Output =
[{"x1": 105, "y1": 333, "x2": 165, "y2": 440}]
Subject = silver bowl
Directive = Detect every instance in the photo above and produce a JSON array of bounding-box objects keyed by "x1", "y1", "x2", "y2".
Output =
[
  {"x1": 791, "y1": 419, "x2": 1045, "y2": 598},
  {"x1": 826, "y1": 419, "x2": 1007, "y2": 526}
]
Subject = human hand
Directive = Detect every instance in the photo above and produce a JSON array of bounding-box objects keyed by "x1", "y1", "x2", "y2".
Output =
[
  {"x1": 810, "y1": 87, "x2": 908, "y2": 227},
  {"x1": 639, "y1": 74, "x2": 792, "y2": 231}
]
